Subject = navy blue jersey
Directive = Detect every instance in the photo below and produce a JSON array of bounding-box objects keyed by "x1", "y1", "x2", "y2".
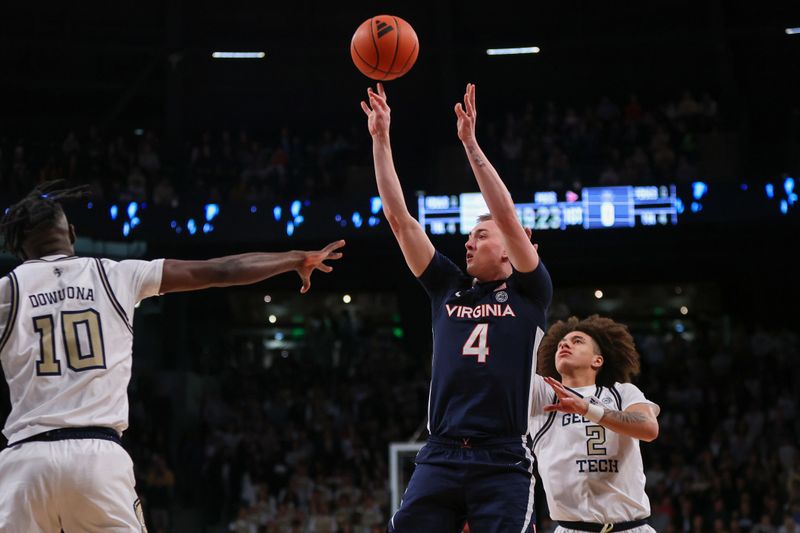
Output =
[{"x1": 418, "y1": 251, "x2": 552, "y2": 439}]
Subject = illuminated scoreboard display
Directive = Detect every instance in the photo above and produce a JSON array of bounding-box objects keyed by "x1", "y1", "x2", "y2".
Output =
[{"x1": 417, "y1": 185, "x2": 679, "y2": 235}]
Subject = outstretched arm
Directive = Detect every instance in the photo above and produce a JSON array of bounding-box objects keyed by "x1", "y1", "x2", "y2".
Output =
[
  {"x1": 361, "y1": 83, "x2": 435, "y2": 277},
  {"x1": 542, "y1": 376, "x2": 659, "y2": 442},
  {"x1": 455, "y1": 83, "x2": 539, "y2": 273},
  {"x1": 159, "y1": 240, "x2": 345, "y2": 294}
]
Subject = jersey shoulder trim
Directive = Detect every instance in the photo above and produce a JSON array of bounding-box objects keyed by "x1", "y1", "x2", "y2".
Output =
[
  {"x1": 93, "y1": 258, "x2": 133, "y2": 334},
  {"x1": 0, "y1": 272, "x2": 20, "y2": 353},
  {"x1": 608, "y1": 384, "x2": 623, "y2": 410},
  {"x1": 532, "y1": 392, "x2": 558, "y2": 449},
  {"x1": 564, "y1": 385, "x2": 586, "y2": 398},
  {"x1": 23, "y1": 255, "x2": 81, "y2": 264}
]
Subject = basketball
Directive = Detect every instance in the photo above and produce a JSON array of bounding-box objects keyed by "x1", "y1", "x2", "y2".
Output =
[{"x1": 350, "y1": 15, "x2": 419, "y2": 81}]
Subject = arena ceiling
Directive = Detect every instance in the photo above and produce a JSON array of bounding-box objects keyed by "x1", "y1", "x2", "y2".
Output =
[{"x1": 2, "y1": 1, "x2": 797, "y2": 130}]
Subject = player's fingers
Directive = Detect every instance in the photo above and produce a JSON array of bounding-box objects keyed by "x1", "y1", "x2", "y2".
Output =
[
  {"x1": 558, "y1": 386, "x2": 575, "y2": 400},
  {"x1": 300, "y1": 276, "x2": 311, "y2": 294},
  {"x1": 327, "y1": 252, "x2": 343, "y2": 261},
  {"x1": 360, "y1": 101, "x2": 372, "y2": 115},
  {"x1": 370, "y1": 95, "x2": 388, "y2": 112},
  {"x1": 546, "y1": 385, "x2": 565, "y2": 399},
  {"x1": 317, "y1": 264, "x2": 333, "y2": 273},
  {"x1": 455, "y1": 103, "x2": 465, "y2": 117},
  {"x1": 468, "y1": 84, "x2": 476, "y2": 114},
  {"x1": 553, "y1": 390, "x2": 569, "y2": 402},
  {"x1": 543, "y1": 405, "x2": 557, "y2": 413},
  {"x1": 375, "y1": 94, "x2": 390, "y2": 110},
  {"x1": 369, "y1": 86, "x2": 386, "y2": 102},
  {"x1": 323, "y1": 239, "x2": 346, "y2": 253},
  {"x1": 546, "y1": 376, "x2": 565, "y2": 390}
]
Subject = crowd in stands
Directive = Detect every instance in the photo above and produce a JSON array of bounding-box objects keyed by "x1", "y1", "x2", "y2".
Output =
[
  {"x1": 191, "y1": 329, "x2": 427, "y2": 533},
  {"x1": 633, "y1": 325, "x2": 800, "y2": 533},
  {"x1": 0, "y1": 125, "x2": 361, "y2": 207},
  {"x1": 0, "y1": 90, "x2": 720, "y2": 207},
  {"x1": 481, "y1": 91, "x2": 719, "y2": 193}
]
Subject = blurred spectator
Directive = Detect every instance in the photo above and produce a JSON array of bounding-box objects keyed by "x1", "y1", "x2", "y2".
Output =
[
  {"x1": 0, "y1": 89, "x2": 724, "y2": 209},
  {"x1": 145, "y1": 453, "x2": 176, "y2": 533}
]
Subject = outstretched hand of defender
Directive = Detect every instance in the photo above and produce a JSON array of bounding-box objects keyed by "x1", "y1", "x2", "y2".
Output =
[
  {"x1": 542, "y1": 376, "x2": 590, "y2": 416},
  {"x1": 297, "y1": 240, "x2": 345, "y2": 294},
  {"x1": 454, "y1": 83, "x2": 477, "y2": 143},
  {"x1": 360, "y1": 83, "x2": 391, "y2": 138}
]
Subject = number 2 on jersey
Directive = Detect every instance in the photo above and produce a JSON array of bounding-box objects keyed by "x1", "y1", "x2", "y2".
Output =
[
  {"x1": 33, "y1": 309, "x2": 106, "y2": 375},
  {"x1": 462, "y1": 323, "x2": 490, "y2": 363},
  {"x1": 585, "y1": 425, "x2": 607, "y2": 455}
]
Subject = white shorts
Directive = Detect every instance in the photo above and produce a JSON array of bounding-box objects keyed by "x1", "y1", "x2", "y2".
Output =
[
  {"x1": 0, "y1": 438, "x2": 147, "y2": 533},
  {"x1": 555, "y1": 526, "x2": 656, "y2": 533}
]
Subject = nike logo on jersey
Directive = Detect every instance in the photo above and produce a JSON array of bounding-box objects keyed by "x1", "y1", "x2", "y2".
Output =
[
  {"x1": 29, "y1": 286, "x2": 96, "y2": 308},
  {"x1": 445, "y1": 303, "x2": 516, "y2": 319}
]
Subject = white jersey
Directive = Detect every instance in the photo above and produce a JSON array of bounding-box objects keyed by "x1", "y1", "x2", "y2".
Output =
[
  {"x1": 530, "y1": 375, "x2": 660, "y2": 523},
  {"x1": 0, "y1": 254, "x2": 163, "y2": 443}
]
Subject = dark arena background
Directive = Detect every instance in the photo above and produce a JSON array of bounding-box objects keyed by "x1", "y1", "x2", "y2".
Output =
[{"x1": 2, "y1": 1, "x2": 799, "y2": 532}]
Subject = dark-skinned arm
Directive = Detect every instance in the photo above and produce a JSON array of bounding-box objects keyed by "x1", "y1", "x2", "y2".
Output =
[{"x1": 159, "y1": 240, "x2": 345, "y2": 294}]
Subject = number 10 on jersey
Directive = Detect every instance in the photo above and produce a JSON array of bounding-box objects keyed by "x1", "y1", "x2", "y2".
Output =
[
  {"x1": 33, "y1": 309, "x2": 107, "y2": 375},
  {"x1": 462, "y1": 323, "x2": 490, "y2": 364}
]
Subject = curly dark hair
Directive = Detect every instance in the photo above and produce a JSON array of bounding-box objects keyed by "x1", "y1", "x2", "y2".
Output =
[
  {"x1": 537, "y1": 314, "x2": 641, "y2": 386},
  {"x1": 0, "y1": 181, "x2": 89, "y2": 259}
]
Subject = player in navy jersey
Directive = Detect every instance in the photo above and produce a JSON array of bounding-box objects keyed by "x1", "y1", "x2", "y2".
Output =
[{"x1": 361, "y1": 83, "x2": 551, "y2": 532}]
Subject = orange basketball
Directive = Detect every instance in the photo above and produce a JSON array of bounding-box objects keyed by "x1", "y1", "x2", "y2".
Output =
[{"x1": 350, "y1": 15, "x2": 419, "y2": 81}]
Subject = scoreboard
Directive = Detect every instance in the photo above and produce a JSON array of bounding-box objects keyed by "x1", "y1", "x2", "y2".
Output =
[{"x1": 417, "y1": 185, "x2": 679, "y2": 235}]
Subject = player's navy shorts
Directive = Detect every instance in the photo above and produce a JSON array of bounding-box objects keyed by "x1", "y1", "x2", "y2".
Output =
[{"x1": 389, "y1": 435, "x2": 537, "y2": 533}]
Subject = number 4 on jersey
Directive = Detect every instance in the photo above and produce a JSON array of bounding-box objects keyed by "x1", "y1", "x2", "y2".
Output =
[{"x1": 462, "y1": 323, "x2": 490, "y2": 363}]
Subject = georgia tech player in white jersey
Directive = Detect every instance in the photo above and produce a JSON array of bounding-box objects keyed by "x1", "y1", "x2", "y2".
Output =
[
  {"x1": 0, "y1": 183, "x2": 344, "y2": 533},
  {"x1": 530, "y1": 315, "x2": 660, "y2": 533}
]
